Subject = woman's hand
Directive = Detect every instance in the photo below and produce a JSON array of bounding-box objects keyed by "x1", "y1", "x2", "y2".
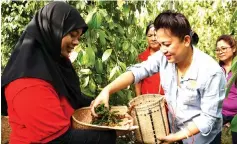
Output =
[
  {"x1": 90, "y1": 72, "x2": 134, "y2": 117},
  {"x1": 90, "y1": 88, "x2": 110, "y2": 117},
  {"x1": 224, "y1": 122, "x2": 230, "y2": 128},
  {"x1": 158, "y1": 134, "x2": 178, "y2": 144},
  {"x1": 122, "y1": 113, "x2": 135, "y2": 130}
]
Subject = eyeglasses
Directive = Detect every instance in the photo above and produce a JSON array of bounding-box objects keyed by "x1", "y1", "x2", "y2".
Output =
[{"x1": 215, "y1": 47, "x2": 232, "y2": 53}]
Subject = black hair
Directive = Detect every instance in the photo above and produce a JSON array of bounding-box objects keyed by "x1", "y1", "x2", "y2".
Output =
[
  {"x1": 154, "y1": 10, "x2": 199, "y2": 45},
  {"x1": 145, "y1": 23, "x2": 155, "y2": 35}
]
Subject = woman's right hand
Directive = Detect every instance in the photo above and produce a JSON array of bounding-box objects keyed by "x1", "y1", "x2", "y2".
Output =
[
  {"x1": 90, "y1": 72, "x2": 134, "y2": 117},
  {"x1": 90, "y1": 88, "x2": 110, "y2": 117}
]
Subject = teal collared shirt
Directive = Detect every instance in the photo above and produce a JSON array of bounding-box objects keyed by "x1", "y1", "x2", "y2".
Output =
[{"x1": 127, "y1": 47, "x2": 226, "y2": 144}]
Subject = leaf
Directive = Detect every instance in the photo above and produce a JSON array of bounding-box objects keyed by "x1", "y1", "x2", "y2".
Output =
[
  {"x1": 123, "y1": 4, "x2": 130, "y2": 15},
  {"x1": 85, "y1": 47, "x2": 95, "y2": 66},
  {"x1": 82, "y1": 50, "x2": 89, "y2": 65},
  {"x1": 226, "y1": 56, "x2": 237, "y2": 96},
  {"x1": 89, "y1": 79, "x2": 96, "y2": 93},
  {"x1": 100, "y1": 9, "x2": 108, "y2": 18},
  {"x1": 81, "y1": 87, "x2": 95, "y2": 98},
  {"x1": 99, "y1": 30, "x2": 106, "y2": 46},
  {"x1": 117, "y1": 24, "x2": 124, "y2": 35},
  {"x1": 115, "y1": 91, "x2": 125, "y2": 104},
  {"x1": 85, "y1": 8, "x2": 97, "y2": 23},
  {"x1": 127, "y1": 90, "x2": 133, "y2": 101},
  {"x1": 109, "y1": 66, "x2": 118, "y2": 80},
  {"x1": 229, "y1": 9, "x2": 237, "y2": 35},
  {"x1": 231, "y1": 115, "x2": 237, "y2": 132},
  {"x1": 81, "y1": 76, "x2": 90, "y2": 88},
  {"x1": 104, "y1": 29, "x2": 113, "y2": 41},
  {"x1": 102, "y1": 49, "x2": 112, "y2": 62},
  {"x1": 118, "y1": 61, "x2": 127, "y2": 71},
  {"x1": 74, "y1": 45, "x2": 82, "y2": 53},
  {"x1": 129, "y1": 51, "x2": 135, "y2": 63},
  {"x1": 122, "y1": 41, "x2": 129, "y2": 51},
  {"x1": 92, "y1": 12, "x2": 102, "y2": 29},
  {"x1": 231, "y1": 56, "x2": 237, "y2": 71},
  {"x1": 108, "y1": 22, "x2": 116, "y2": 30},
  {"x1": 95, "y1": 75, "x2": 103, "y2": 84},
  {"x1": 116, "y1": 90, "x2": 124, "y2": 97},
  {"x1": 76, "y1": 51, "x2": 83, "y2": 65},
  {"x1": 117, "y1": 0, "x2": 125, "y2": 8},
  {"x1": 69, "y1": 51, "x2": 78, "y2": 63},
  {"x1": 95, "y1": 59, "x2": 103, "y2": 73},
  {"x1": 80, "y1": 69, "x2": 92, "y2": 75}
]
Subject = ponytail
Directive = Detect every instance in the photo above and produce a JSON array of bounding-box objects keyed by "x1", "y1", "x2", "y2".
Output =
[{"x1": 190, "y1": 30, "x2": 199, "y2": 45}]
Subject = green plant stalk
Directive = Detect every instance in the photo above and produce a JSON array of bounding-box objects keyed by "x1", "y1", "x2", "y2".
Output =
[
  {"x1": 225, "y1": 55, "x2": 237, "y2": 132},
  {"x1": 231, "y1": 115, "x2": 237, "y2": 132}
]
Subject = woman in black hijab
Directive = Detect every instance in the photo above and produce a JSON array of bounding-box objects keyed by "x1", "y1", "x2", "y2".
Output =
[{"x1": 1, "y1": 2, "x2": 116, "y2": 143}]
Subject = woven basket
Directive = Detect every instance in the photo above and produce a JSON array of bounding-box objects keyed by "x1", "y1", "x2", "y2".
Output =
[
  {"x1": 1, "y1": 116, "x2": 11, "y2": 144},
  {"x1": 129, "y1": 94, "x2": 169, "y2": 144},
  {"x1": 72, "y1": 106, "x2": 137, "y2": 136}
]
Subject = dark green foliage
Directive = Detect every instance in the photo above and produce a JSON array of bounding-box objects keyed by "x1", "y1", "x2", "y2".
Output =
[
  {"x1": 1, "y1": 1, "x2": 48, "y2": 71},
  {"x1": 1, "y1": 0, "x2": 237, "y2": 106}
]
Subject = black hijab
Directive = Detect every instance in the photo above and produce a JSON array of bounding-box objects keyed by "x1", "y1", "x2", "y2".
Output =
[{"x1": 1, "y1": 2, "x2": 92, "y2": 116}]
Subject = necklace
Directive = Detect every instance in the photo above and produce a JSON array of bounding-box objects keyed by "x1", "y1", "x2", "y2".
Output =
[{"x1": 176, "y1": 51, "x2": 193, "y2": 81}]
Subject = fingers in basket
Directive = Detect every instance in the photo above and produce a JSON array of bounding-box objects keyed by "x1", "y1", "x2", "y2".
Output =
[{"x1": 90, "y1": 101, "x2": 98, "y2": 117}]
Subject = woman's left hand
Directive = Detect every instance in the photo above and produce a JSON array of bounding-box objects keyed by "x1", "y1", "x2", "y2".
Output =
[
  {"x1": 158, "y1": 133, "x2": 178, "y2": 144},
  {"x1": 122, "y1": 113, "x2": 134, "y2": 130}
]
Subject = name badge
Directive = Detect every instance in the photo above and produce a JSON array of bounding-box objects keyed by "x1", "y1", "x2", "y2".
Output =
[{"x1": 185, "y1": 80, "x2": 197, "y2": 91}]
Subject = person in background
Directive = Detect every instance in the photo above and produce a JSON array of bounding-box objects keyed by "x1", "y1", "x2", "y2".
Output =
[
  {"x1": 216, "y1": 35, "x2": 237, "y2": 144},
  {"x1": 91, "y1": 10, "x2": 226, "y2": 144},
  {"x1": 135, "y1": 23, "x2": 164, "y2": 96},
  {"x1": 1, "y1": 2, "x2": 116, "y2": 143}
]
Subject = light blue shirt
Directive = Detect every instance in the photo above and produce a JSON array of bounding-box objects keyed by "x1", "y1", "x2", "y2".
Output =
[{"x1": 127, "y1": 47, "x2": 226, "y2": 144}]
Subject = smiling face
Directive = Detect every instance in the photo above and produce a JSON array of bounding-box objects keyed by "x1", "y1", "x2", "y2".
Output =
[
  {"x1": 156, "y1": 28, "x2": 191, "y2": 63},
  {"x1": 147, "y1": 27, "x2": 160, "y2": 51},
  {"x1": 216, "y1": 40, "x2": 236, "y2": 62},
  {"x1": 61, "y1": 29, "x2": 83, "y2": 58}
]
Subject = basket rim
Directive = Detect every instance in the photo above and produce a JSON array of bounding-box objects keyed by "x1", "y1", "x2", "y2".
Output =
[
  {"x1": 72, "y1": 106, "x2": 138, "y2": 131},
  {"x1": 128, "y1": 95, "x2": 165, "y2": 108}
]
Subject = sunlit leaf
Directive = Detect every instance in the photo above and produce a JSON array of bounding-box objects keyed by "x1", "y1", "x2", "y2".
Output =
[
  {"x1": 82, "y1": 50, "x2": 89, "y2": 65},
  {"x1": 118, "y1": 61, "x2": 127, "y2": 71},
  {"x1": 102, "y1": 49, "x2": 112, "y2": 62},
  {"x1": 122, "y1": 41, "x2": 129, "y2": 51},
  {"x1": 109, "y1": 66, "x2": 118, "y2": 80},
  {"x1": 80, "y1": 69, "x2": 92, "y2": 75},
  {"x1": 82, "y1": 76, "x2": 90, "y2": 88},
  {"x1": 85, "y1": 8, "x2": 97, "y2": 23},
  {"x1": 85, "y1": 47, "x2": 95, "y2": 66},
  {"x1": 230, "y1": 9, "x2": 237, "y2": 35}
]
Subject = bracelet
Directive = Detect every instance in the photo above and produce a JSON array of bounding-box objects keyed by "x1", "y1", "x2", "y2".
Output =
[{"x1": 181, "y1": 127, "x2": 189, "y2": 139}]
